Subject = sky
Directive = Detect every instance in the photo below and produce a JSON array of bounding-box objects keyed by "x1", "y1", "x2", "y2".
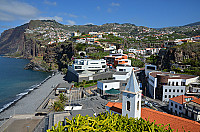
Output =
[{"x1": 0, "y1": 0, "x2": 200, "y2": 33}]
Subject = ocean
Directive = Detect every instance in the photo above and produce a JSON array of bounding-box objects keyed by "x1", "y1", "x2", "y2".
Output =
[{"x1": 0, "y1": 56, "x2": 51, "y2": 112}]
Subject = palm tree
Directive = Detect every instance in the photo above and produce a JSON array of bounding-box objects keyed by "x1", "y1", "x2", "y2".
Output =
[
  {"x1": 59, "y1": 93, "x2": 68, "y2": 103},
  {"x1": 51, "y1": 101, "x2": 64, "y2": 112}
]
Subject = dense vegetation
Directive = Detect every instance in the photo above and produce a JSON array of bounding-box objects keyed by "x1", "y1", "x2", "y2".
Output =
[{"x1": 47, "y1": 112, "x2": 174, "y2": 132}]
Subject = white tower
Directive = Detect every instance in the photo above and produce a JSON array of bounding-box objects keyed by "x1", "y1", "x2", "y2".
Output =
[{"x1": 122, "y1": 70, "x2": 142, "y2": 118}]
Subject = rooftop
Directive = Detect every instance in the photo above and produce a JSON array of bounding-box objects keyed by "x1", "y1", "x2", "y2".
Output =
[
  {"x1": 192, "y1": 98, "x2": 200, "y2": 105},
  {"x1": 114, "y1": 72, "x2": 129, "y2": 75},
  {"x1": 149, "y1": 71, "x2": 198, "y2": 79},
  {"x1": 67, "y1": 109, "x2": 96, "y2": 120},
  {"x1": 170, "y1": 95, "x2": 198, "y2": 104},
  {"x1": 142, "y1": 108, "x2": 200, "y2": 132},
  {"x1": 106, "y1": 102, "x2": 200, "y2": 132}
]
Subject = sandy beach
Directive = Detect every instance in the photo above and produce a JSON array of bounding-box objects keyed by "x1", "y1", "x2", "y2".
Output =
[{"x1": 0, "y1": 73, "x2": 66, "y2": 126}]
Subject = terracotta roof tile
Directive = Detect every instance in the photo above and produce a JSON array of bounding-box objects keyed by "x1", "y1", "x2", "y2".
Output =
[
  {"x1": 142, "y1": 108, "x2": 200, "y2": 132},
  {"x1": 192, "y1": 98, "x2": 200, "y2": 105},
  {"x1": 106, "y1": 102, "x2": 200, "y2": 132},
  {"x1": 105, "y1": 102, "x2": 115, "y2": 107},
  {"x1": 170, "y1": 95, "x2": 198, "y2": 104}
]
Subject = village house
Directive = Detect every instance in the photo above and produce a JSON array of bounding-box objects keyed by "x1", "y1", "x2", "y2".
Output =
[
  {"x1": 106, "y1": 71, "x2": 200, "y2": 132},
  {"x1": 168, "y1": 95, "x2": 197, "y2": 116}
]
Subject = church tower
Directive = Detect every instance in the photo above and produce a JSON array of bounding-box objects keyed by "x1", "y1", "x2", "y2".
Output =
[{"x1": 122, "y1": 70, "x2": 142, "y2": 118}]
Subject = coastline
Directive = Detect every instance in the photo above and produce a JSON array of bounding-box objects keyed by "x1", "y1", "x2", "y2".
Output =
[{"x1": 0, "y1": 72, "x2": 66, "y2": 126}]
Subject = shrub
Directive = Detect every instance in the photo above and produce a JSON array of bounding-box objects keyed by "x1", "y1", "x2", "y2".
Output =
[{"x1": 47, "y1": 112, "x2": 174, "y2": 132}]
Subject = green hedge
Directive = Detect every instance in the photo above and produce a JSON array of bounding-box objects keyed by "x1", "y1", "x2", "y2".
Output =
[{"x1": 47, "y1": 112, "x2": 174, "y2": 132}]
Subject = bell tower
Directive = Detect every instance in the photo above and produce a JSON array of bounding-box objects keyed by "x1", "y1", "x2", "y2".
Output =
[{"x1": 122, "y1": 70, "x2": 142, "y2": 118}]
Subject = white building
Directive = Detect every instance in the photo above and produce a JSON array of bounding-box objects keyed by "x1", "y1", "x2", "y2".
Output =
[
  {"x1": 145, "y1": 64, "x2": 157, "y2": 77},
  {"x1": 113, "y1": 72, "x2": 131, "y2": 81},
  {"x1": 122, "y1": 71, "x2": 142, "y2": 118},
  {"x1": 72, "y1": 59, "x2": 106, "y2": 74},
  {"x1": 97, "y1": 80, "x2": 120, "y2": 95},
  {"x1": 169, "y1": 95, "x2": 197, "y2": 116},
  {"x1": 116, "y1": 65, "x2": 134, "y2": 73},
  {"x1": 147, "y1": 71, "x2": 198, "y2": 101}
]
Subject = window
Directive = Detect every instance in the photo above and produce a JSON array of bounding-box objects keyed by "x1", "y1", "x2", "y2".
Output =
[
  {"x1": 179, "y1": 106, "x2": 182, "y2": 110},
  {"x1": 171, "y1": 102, "x2": 173, "y2": 106},
  {"x1": 175, "y1": 104, "x2": 177, "y2": 108},
  {"x1": 173, "y1": 89, "x2": 175, "y2": 92},
  {"x1": 127, "y1": 101, "x2": 130, "y2": 111},
  {"x1": 169, "y1": 89, "x2": 171, "y2": 92},
  {"x1": 172, "y1": 82, "x2": 174, "y2": 86},
  {"x1": 165, "y1": 89, "x2": 167, "y2": 92},
  {"x1": 177, "y1": 89, "x2": 179, "y2": 92},
  {"x1": 75, "y1": 66, "x2": 82, "y2": 69},
  {"x1": 176, "y1": 82, "x2": 178, "y2": 86},
  {"x1": 173, "y1": 95, "x2": 175, "y2": 98},
  {"x1": 181, "y1": 82, "x2": 185, "y2": 86},
  {"x1": 105, "y1": 85, "x2": 107, "y2": 88},
  {"x1": 168, "y1": 82, "x2": 171, "y2": 86},
  {"x1": 122, "y1": 83, "x2": 127, "y2": 86},
  {"x1": 169, "y1": 95, "x2": 171, "y2": 98},
  {"x1": 165, "y1": 95, "x2": 167, "y2": 98},
  {"x1": 137, "y1": 101, "x2": 139, "y2": 110},
  {"x1": 181, "y1": 89, "x2": 183, "y2": 93},
  {"x1": 119, "y1": 69, "x2": 123, "y2": 71}
]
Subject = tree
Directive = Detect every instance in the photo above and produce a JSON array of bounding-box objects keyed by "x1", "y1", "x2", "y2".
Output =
[
  {"x1": 130, "y1": 58, "x2": 144, "y2": 67},
  {"x1": 59, "y1": 93, "x2": 68, "y2": 103},
  {"x1": 51, "y1": 101, "x2": 64, "y2": 112},
  {"x1": 61, "y1": 68, "x2": 68, "y2": 74}
]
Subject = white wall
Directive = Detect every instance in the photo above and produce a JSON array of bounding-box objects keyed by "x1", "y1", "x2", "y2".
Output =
[
  {"x1": 162, "y1": 85, "x2": 185, "y2": 102},
  {"x1": 113, "y1": 73, "x2": 130, "y2": 81},
  {"x1": 148, "y1": 73, "x2": 157, "y2": 99},
  {"x1": 97, "y1": 81, "x2": 120, "y2": 91},
  {"x1": 116, "y1": 66, "x2": 134, "y2": 72}
]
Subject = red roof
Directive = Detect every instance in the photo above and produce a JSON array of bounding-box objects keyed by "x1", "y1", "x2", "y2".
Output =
[
  {"x1": 142, "y1": 108, "x2": 200, "y2": 132},
  {"x1": 192, "y1": 98, "x2": 200, "y2": 105},
  {"x1": 106, "y1": 102, "x2": 200, "y2": 132},
  {"x1": 170, "y1": 95, "x2": 197, "y2": 104}
]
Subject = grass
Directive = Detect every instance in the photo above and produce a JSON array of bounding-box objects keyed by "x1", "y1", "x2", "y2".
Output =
[{"x1": 84, "y1": 82, "x2": 97, "y2": 88}]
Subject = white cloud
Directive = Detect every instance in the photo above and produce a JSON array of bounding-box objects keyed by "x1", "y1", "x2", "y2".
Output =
[
  {"x1": 44, "y1": 0, "x2": 56, "y2": 6},
  {"x1": 85, "y1": 23, "x2": 94, "y2": 25},
  {"x1": 38, "y1": 16, "x2": 63, "y2": 22},
  {"x1": 0, "y1": 0, "x2": 39, "y2": 21},
  {"x1": 68, "y1": 13, "x2": 78, "y2": 18},
  {"x1": 67, "y1": 20, "x2": 76, "y2": 25},
  {"x1": 97, "y1": 6, "x2": 100, "y2": 10},
  {"x1": 111, "y1": 2, "x2": 120, "y2": 7}
]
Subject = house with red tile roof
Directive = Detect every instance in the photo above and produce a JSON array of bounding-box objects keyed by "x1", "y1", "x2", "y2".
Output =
[
  {"x1": 106, "y1": 70, "x2": 200, "y2": 131},
  {"x1": 106, "y1": 102, "x2": 200, "y2": 132},
  {"x1": 184, "y1": 98, "x2": 200, "y2": 121},
  {"x1": 169, "y1": 95, "x2": 197, "y2": 116}
]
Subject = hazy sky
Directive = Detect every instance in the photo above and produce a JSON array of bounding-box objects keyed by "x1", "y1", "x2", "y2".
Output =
[{"x1": 0, "y1": 0, "x2": 200, "y2": 33}]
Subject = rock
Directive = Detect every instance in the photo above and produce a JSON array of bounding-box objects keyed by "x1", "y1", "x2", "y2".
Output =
[{"x1": 24, "y1": 62, "x2": 47, "y2": 72}]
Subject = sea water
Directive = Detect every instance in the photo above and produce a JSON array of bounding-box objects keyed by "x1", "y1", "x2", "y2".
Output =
[{"x1": 0, "y1": 56, "x2": 51, "y2": 112}]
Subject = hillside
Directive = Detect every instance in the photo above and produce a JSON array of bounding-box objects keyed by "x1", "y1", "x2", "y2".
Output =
[{"x1": 184, "y1": 21, "x2": 200, "y2": 27}]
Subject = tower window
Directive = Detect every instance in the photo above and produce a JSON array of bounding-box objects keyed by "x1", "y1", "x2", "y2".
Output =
[
  {"x1": 137, "y1": 101, "x2": 139, "y2": 110},
  {"x1": 127, "y1": 101, "x2": 130, "y2": 111}
]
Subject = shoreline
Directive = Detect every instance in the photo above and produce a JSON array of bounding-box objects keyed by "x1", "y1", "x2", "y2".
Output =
[
  {"x1": 0, "y1": 72, "x2": 66, "y2": 126},
  {"x1": 0, "y1": 74, "x2": 52, "y2": 114}
]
